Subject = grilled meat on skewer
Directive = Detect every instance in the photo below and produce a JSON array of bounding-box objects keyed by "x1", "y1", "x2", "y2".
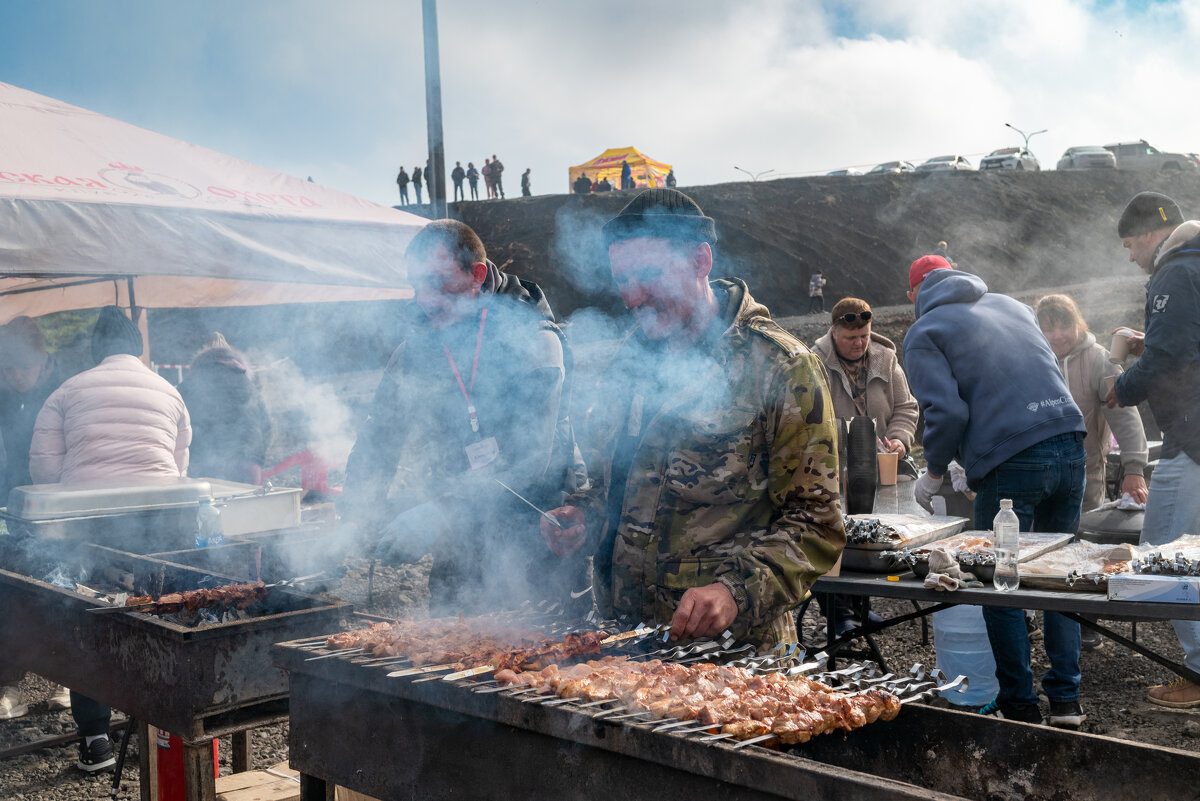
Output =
[
  {"x1": 325, "y1": 617, "x2": 606, "y2": 671},
  {"x1": 496, "y1": 656, "x2": 900, "y2": 743},
  {"x1": 124, "y1": 582, "x2": 268, "y2": 615}
]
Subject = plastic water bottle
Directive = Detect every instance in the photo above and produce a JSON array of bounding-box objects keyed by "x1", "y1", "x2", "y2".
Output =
[
  {"x1": 933, "y1": 605, "x2": 1000, "y2": 706},
  {"x1": 195, "y1": 498, "x2": 224, "y2": 549},
  {"x1": 992, "y1": 499, "x2": 1020, "y2": 591}
]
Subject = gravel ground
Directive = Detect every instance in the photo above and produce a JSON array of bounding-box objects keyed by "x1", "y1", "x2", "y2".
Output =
[{"x1": 4, "y1": 549, "x2": 1199, "y2": 800}]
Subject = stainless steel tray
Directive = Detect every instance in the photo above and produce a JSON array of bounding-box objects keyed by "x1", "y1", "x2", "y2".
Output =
[
  {"x1": 1, "y1": 478, "x2": 302, "y2": 545},
  {"x1": 7, "y1": 478, "x2": 213, "y2": 519},
  {"x1": 841, "y1": 514, "x2": 968, "y2": 573}
]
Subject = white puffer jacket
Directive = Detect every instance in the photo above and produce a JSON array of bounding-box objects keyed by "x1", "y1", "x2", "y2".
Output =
[{"x1": 30, "y1": 355, "x2": 191, "y2": 484}]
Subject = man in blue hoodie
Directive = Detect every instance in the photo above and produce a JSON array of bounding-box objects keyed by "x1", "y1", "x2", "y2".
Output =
[
  {"x1": 903, "y1": 254, "x2": 1087, "y2": 727},
  {"x1": 1106, "y1": 191, "x2": 1200, "y2": 708}
]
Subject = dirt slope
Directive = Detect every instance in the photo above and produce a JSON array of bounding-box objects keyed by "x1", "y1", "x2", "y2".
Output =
[{"x1": 456, "y1": 170, "x2": 1200, "y2": 326}]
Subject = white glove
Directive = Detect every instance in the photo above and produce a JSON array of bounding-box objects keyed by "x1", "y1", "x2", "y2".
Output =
[
  {"x1": 914, "y1": 471, "x2": 944, "y2": 513},
  {"x1": 948, "y1": 462, "x2": 970, "y2": 494}
]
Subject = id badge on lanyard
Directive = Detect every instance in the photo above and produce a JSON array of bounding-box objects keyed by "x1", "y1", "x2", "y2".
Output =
[{"x1": 444, "y1": 307, "x2": 500, "y2": 470}]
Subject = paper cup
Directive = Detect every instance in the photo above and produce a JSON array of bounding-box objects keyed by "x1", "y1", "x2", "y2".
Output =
[
  {"x1": 877, "y1": 452, "x2": 899, "y2": 486},
  {"x1": 1109, "y1": 328, "x2": 1135, "y2": 364}
]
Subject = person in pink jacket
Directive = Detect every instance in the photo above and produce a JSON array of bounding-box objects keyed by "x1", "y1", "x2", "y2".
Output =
[
  {"x1": 28, "y1": 305, "x2": 191, "y2": 773},
  {"x1": 30, "y1": 306, "x2": 190, "y2": 486}
]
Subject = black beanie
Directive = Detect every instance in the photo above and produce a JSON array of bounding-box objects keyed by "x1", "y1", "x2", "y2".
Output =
[
  {"x1": 91, "y1": 306, "x2": 143, "y2": 363},
  {"x1": 601, "y1": 188, "x2": 718, "y2": 249},
  {"x1": 1118, "y1": 191, "x2": 1183, "y2": 238}
]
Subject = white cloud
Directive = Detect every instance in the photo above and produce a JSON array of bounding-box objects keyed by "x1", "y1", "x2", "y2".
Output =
[{"x1": 5, "y1": 0, "x2": 1200, "y2": 203}]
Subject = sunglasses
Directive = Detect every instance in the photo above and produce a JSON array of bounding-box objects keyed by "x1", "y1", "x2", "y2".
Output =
[{"x1": 838, "y1": 311, "x2": 872, "y2": 324}]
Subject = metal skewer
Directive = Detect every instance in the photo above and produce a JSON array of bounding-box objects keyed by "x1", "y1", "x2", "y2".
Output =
[{"x1": 494, "y1": 478, "x2": 565, "y2": 529}]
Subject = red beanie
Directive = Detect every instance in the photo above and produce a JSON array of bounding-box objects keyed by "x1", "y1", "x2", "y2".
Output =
[{"x1": 909, "y1": 255, "x2": 953, "y2": 290}]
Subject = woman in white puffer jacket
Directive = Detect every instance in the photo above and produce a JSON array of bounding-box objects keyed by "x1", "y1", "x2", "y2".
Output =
[{"x1": 30, "y1": 305, "x2": 190, "y2": 484}]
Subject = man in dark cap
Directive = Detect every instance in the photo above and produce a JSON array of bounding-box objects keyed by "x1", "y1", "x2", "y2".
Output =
[
  {"x1": 903, "y1": 254, "x2": 1088, "y2": 728},
  {"x1": 1106, "y1": 191, "x2": 1200, "y2": 708},
  {"x1": 543, "y1": 188, "x2": 844, "y2": 650}
]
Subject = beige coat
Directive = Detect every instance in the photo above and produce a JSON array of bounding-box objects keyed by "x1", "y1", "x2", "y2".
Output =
[
  {"x1": 813, "y1": 330, "x2": 919, "y2": 452},
  {"x1": 30, "y1": 354, "x2": 190, "y2": 484},
  {"x1": 1054, "y1": 331, "x2": 1148, "y2": 510}
]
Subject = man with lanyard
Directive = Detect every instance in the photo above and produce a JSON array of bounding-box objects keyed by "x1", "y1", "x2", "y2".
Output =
[
  {"x1": 341, "y1": 220, "x2": 587, "y2": 614},
  {"x1": 542, "y1": 189, "x2": 844, "y2": 650}
]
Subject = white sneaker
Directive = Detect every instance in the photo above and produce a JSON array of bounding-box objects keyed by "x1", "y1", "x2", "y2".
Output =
[
  {"x1": 47, "y1": 685, "x2": 72, "y2": 711},
  {"x1": 0, "y1": 685, "x2": 28, "y2": 719}
]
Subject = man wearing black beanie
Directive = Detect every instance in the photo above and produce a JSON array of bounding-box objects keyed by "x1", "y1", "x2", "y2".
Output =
[
  {"x1": 542, "y1": 188, "x2": 845, "y2": 650},
  {"x1": 1107, "y1": 191, "x2": 1200, "y2": 709}
]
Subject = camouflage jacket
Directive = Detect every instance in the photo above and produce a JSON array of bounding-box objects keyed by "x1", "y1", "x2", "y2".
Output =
[{"x1": 579, "y1": 279, "x2": 844, "y2": 648}]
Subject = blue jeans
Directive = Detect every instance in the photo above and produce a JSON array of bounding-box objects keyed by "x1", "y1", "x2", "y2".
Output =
[
  {"x1": 1140, "y1": 452, "x2": 1200, "y2": 673},
  {"x1": 976, "y1": 432, "x2": 1086, "y2": 706}
]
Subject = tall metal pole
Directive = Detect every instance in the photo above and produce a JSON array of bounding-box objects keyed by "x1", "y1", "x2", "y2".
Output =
[{"x1": 422, "y1": 0, "x2": 447, "y2": 218}]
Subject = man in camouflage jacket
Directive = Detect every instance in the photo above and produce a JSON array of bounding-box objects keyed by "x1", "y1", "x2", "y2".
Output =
[{"x1": 545, "y1": 189, "x2": 844, "y2": 648}]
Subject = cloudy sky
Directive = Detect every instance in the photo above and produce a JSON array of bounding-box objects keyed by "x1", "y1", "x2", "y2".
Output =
[{"x1": 3, "y1": 0, "x2": 1197, "y2": 205}]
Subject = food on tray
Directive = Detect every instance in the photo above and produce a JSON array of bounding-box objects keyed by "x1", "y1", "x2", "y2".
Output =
[
  {"x1": 915, "y1": 534, "x2": 993, "y2": 554},
  {"x1": 1021, "y1": 542, "x2": 1136, "y2": 577},
  {"x1": 325, "y1": 617, "x2": 607, "y2": 671},
  {"x1": 125, "y1": 581, "x2": 268, "y2": 615},
  {"x1": 497, "y1": 655, "x2": 900, "y2": 743}
]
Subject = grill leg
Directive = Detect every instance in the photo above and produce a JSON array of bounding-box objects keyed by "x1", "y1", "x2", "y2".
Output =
[
  {"x1": 231, "y1": 730, "x2": 251, "y2": 774},
  {"x1": 183, "y1": 741, "x2": 216, "y2": 801}
]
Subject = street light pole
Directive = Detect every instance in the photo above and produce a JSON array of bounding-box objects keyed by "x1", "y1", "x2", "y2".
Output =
[
  {"x1": 734, "y1": 166, "x2": 775, "y2": 181},
  {"x1": 1004, "y1": 122, "x2": 1048, "y2": 151}
]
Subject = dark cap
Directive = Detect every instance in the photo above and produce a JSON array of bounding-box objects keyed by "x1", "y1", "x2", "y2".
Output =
[
  {"x1": 91, "y1": 306, "x2": 143, "y2": 363},
  {"x1": 601, "y1": 188, "x2": 718, "y2": 249},
  {"x1": 1118, "y1": 192, "x2": 1183, "y2": 238}
]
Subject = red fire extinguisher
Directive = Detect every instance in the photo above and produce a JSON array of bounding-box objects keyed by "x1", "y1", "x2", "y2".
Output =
[{"x1": 156, "y1": 728, "x2": 218, "y2": 801}]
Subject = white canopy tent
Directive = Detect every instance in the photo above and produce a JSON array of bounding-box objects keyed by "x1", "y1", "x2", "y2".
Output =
[{"x1": 0, "y1": 81, "x2": 424, "y2": 325}]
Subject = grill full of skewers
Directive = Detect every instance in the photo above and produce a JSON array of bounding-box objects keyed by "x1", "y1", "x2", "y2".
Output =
[{"x1": 290, "y1": 611, "x2": 961, "y2": 749}]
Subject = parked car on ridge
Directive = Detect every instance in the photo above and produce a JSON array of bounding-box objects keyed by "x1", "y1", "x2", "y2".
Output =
[
  {"x1": 826, "y1": 168, "x2": 864, "y2": 176},
  {"x1": 915, "y1": 155, "x2": 974, "y2": 172},
  {"x1": 1056, "y1": 146, "x2": 1116, "y2": 170},
  {"x1": 867, "y1": 161, "x2": 915, "y2": 174},
  {"x1": 1103, "y1": 140, "x2": 1198, "y2": 172},
  {"x1": 979, "y1": 147, "x2": 1040, "y2": 171}
]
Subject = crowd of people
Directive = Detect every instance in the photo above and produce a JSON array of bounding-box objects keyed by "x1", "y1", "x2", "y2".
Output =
[
  {"x1": 396, "y1": 157, "x2": 682, "y2": 204},
  {"x1": 1, "y1": 185, "x2": 1197, "y2": 775},
  {"x1": 397, "y1": 155, "x2": 518, "y2": 205}
]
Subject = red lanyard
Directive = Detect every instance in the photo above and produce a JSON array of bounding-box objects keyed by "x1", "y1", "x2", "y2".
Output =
[{"x1": 443, "y1": 307, "x2": 488, "y2": 433}]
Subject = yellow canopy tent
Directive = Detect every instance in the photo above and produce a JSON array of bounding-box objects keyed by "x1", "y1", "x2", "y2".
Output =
[{"x1": 567, "y1": 146, "x2": 672, "y2": 192}]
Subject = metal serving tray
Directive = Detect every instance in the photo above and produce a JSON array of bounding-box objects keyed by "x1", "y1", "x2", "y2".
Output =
[
  {"x1": 0, "y1": 478, "x2": 303, "y2": 548},
  {"x1": 6, "y1": 478, "x2": 213, "y2": 519}
]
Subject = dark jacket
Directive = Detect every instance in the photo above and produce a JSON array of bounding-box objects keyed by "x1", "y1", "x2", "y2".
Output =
[
  {"x1": 451, "y1": 166, "x2": 465, "y2": 185},
  {"x1": 0, "y1": 357, "x2": 65, "y2": 496},
  {"x1": 178, "y1": 346, "x2": 272, "y2": 484},
  {"x1": 342, "y1": 267, "x2": 586, "y2": 611},
  {"x1": 903, "y1": 269, "x2": 1085, "y2": 486},
  {"x1": 1115, "y1": 222, "x2": 1200, "y2": 462}
]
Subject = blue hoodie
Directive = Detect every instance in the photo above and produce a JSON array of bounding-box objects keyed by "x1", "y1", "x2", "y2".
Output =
[{"x1": 903, "y1": 269, "x2": 1085, "y2": 487}]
